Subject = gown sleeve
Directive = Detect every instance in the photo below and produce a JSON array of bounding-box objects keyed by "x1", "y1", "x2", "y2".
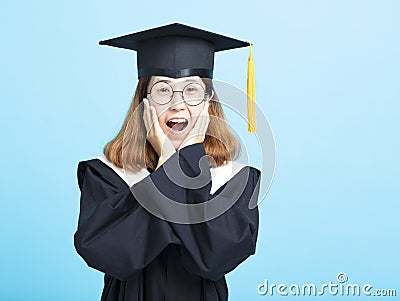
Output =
[
  {"x1": 74, "y1": 142, "x2": 261, "y2": 282},
  {"x1": 137, "y1": 142, "x2": 261, "y2": 282},
  {"x1": 73, "y1": 158, "x2": 181, "y2": 281}
]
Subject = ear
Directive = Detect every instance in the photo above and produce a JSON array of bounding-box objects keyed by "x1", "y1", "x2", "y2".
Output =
[{"x1": 208, "y1": 89, "x2": 215, "y2": 100}]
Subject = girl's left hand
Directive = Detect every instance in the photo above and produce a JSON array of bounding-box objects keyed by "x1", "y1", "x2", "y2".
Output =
[{"x1": 179, "y1": 101, "x2": 210, "y2": 149}]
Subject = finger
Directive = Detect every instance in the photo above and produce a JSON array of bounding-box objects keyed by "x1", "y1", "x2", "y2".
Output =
[
  {"x1": 201, "y1": 101, "x2": 209, "y2": 118},
  {"x1": 149, "y1": 103, "x2": 159, "y2": 133},
  {"x1": 196, "y1": 102, "x2": 209, "y2": 133},
  {"x1": 192, "y1": 113, "x2": 203, "y2": 135},
  {"x1": 150, "y1": 106, "x2": 168, "y2": 142},
  {"x1": 149, "y1": 105, "x2": 159, "y2": 131},
  {"x1": 203, "y1": 107, "x2": 210, "y2": 134},
  {"x1": 143, "y1": 98, "x2": 150, "y2": 131},
  {"x1": 199, "y1": 102, "x2": 210, "y2": 133},
  {"x1": 205, "y1": 101, "x2": 210, "y2": 123},
  {"x1": 145, "y1": 98, "x2": 154, "y2": 133}
]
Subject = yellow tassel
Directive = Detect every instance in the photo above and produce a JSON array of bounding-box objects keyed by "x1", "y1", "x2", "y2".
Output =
[{"x1": 247, "y1": 41, "x2": 256, "y2": 132}]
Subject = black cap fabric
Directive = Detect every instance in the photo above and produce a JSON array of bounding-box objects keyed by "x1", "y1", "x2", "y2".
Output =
[{"x1": 99, "y1": 23, "x2": 249, "y2": 79}]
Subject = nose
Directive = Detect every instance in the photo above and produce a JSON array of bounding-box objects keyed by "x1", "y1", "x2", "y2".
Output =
[{"x1": 169, "y1": 91, "x2": 186, "y2": 111}]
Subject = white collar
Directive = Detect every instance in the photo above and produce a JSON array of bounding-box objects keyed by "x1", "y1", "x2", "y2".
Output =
[{"x1": 96, "y1": 155, "x2": 246, "y2": 195}]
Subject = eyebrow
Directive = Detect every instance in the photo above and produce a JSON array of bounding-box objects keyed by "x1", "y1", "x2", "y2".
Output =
[
  {"x1": 148, "y1": 77, "x2": 205, "y2": 89},
  {"x1": 161, "y1": 78, "x2": 197, "y2": 83}
]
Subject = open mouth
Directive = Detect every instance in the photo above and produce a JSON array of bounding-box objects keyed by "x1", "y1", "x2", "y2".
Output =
[{"x1": 166, "y1": 118, "x2": 188, "y2": 133}]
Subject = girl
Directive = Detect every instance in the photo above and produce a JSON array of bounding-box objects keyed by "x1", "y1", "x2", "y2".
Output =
[{"x1": 74, "y1": 23, "x2": 261, "y2": 301}]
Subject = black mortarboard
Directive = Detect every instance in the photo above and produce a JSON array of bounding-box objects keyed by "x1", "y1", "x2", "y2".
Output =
[
  {"x1": 99, "y1": 23, "x2": 257, "y2": 132},
  {"x1": 99, "y1": 23, "x2": 249, "y2": 79}
]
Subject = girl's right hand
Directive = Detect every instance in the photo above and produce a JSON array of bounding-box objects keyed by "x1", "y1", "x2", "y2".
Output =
[{"x1": 142, "y1": 98, "x2": 176, "y2": 167}]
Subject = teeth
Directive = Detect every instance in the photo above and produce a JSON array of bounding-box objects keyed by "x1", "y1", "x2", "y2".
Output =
[{"x1": 169, "y1": 118, "x2": 187, "y2": 123}]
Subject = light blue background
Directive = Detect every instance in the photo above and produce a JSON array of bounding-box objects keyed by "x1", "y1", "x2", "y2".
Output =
[{"x1": 1, "y1": 0, "x2": 399, "y2": 300}]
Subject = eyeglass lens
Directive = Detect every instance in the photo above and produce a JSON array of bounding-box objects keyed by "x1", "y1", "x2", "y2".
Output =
[{"x1": 149, "y1": 82, "x2": 205, "y2": 106}]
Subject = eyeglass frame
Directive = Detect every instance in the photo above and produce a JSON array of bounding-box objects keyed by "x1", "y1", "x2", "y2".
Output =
[{"x1": 146, "y1": 80, "x2": 210, "y2": 106}]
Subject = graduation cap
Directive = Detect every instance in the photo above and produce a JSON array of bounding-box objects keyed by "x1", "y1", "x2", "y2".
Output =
[{"x1": 99, "y1": 23, "x2": 256, "y2": 132}]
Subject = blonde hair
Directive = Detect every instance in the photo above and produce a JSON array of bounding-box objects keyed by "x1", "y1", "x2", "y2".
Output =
[{"x1": 103, "y1": 76, "x2": 241, "y2": 172}]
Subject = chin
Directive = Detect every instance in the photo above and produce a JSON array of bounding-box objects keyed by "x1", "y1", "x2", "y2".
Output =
[{"x1": 169, "y1": 139, "x2": 182, "y2": 150}]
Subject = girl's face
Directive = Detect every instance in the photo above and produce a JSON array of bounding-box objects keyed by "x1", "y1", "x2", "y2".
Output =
[{"x1": 146, "y1": 75, "x2": 211, "y2": 149}]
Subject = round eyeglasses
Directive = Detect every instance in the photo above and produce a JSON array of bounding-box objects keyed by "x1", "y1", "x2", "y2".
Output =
[{"x1": 147, "y1": 81, "x2": 207, "y2": 106}]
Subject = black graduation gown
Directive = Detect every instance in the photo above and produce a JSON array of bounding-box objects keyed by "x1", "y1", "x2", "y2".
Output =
[{"x1": 74, "y1": 142, "x2": 261, "y2": 301}]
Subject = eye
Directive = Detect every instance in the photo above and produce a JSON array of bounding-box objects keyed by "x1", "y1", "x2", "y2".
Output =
[
  {"x1": 186, "y1": 87, "x2": 198, "y2": 92},
  {"x1": 152, "y1": 82, "x2": 172, "y2": 95},
  {"x1": 159, "y1": 87, "x2": 170, "y2": 93},
  {"x1": 184, "y1": 83, "x2": 203, "y2": 94}
]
